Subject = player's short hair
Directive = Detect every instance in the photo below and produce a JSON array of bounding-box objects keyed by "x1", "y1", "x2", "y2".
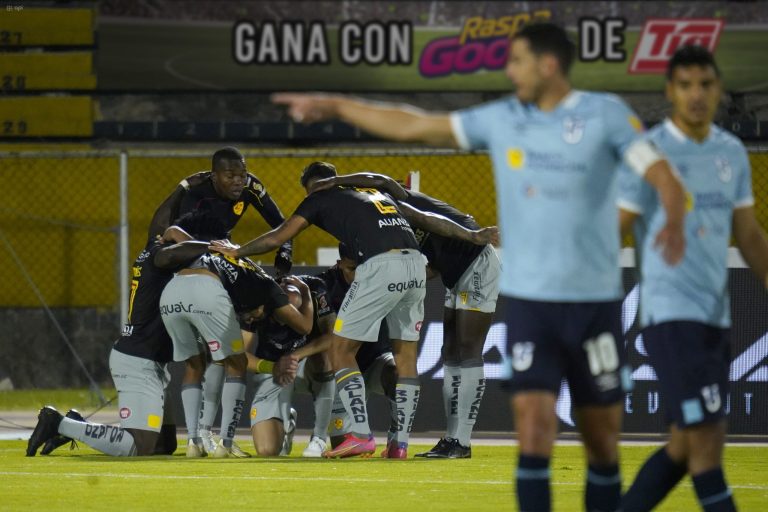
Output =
[
  {"x1": 512, "y1": 22, "x2": 575, "y2": 75},
  {"x1": 300, "y1": 161, "x2": 337, "y2": 188},
  {"x1": 666, "y1": 44, "x2": 721, "y2": 80},
  {"x1": 173, "y1": 210, "x2": 228, "y2": 241},
  {"x1": 338, "y1": 242, "x2": 356, "y2": 261},
  {"x1": 212, "y1": 146, "x2": 245, "y2": 172}
]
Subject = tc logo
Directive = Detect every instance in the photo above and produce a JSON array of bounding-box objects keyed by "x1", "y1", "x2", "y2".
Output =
[{"x1": 629, "y1": 19, "x2": 724, "y2": 74}]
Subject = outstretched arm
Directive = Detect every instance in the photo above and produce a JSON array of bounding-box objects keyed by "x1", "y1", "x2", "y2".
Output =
[
  {"x1": 398, "y1": 202, "x2": 498, "y2": 245},
  {"x1": 211, "y1": 215, "x2": 309, "y2": 258},
  {"x1": 272, "y1": 93, "x2": 458, "y2": 147},
  {"x1": 642, "y1": 160, "x2": 686, "y2": 265},
  {"x1": 153, "y1": 241, "x2": 210, "y2": 269},
  {"x1": 309, "y1": 172, "x2": 408, "y2": 200}
]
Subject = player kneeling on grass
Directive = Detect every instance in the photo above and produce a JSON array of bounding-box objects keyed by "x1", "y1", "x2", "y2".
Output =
[
  {"x1": 245, "y1": 276, "x2": 336, "y2": 457},
  {"x1": 26, "y1": 211, "x2": 228, "y2": 457}
]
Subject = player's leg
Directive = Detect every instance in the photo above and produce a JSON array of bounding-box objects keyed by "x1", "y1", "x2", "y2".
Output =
[
  {"x1": 565, "y1": 300, "x2": 627, "y2": 512},
  {"x1": 153, "y1": 378, "x2": 178, "y2": 455},
  {"x1": 198, "y1": 361, "x2": 225, "y2": 452},
  {"x1": 504, "y1": 297, "x2": 564, "y2": 512},
  {"x1": 304, "y1": 354, "x2": 334, "y2": 456},
  {"x1": 249, "y1": 372, "x2": 291, "y2": 456},
  {"x1": 383, "y1": 250, "x2": 427, "y2": 458}
]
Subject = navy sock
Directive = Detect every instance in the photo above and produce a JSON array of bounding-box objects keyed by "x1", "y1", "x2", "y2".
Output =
[
  {"x1": 692, "y1": 467, "x2": 736, "y2": 512},
  {"x1": 516, "y1": 454, "x2": 551, "y2": 512},
  {"x1": 585, "y1": 463, "x2": 621, "y2": 512},
  {"x1": 623, "y1": 447, "x2": 687, "y2": 512}
]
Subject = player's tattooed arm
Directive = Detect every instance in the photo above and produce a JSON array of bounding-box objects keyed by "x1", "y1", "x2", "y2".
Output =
[
  {"x1": 211, "y1": 215, "x2": 309, "y2": 258},
  {"x1": 309, "y1": 172, "x2": 408, "y2": 200},
  {"x1": 398, "y1": 202, "x2": 499, "y2": 245}
]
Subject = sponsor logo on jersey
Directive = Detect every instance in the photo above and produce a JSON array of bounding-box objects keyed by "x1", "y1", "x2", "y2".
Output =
[
  {"x1": 160, "y1": 302, "x2": 194, "y2": 315},
  {"x1": 629, "y1": 19, "x2": 724, "y2": 74},
  {"x1": 119, "y1": 407, "x2": 131, "y2": 419},
  {"x1": 377, "y1": 217, "x2": 410, "y2": 229},
  {"x1": 208, "y1": 340, "x2": 221, "y2": 352},
  {"x1": 233, "y1": 201, "x2": 244, "y2": 215},
  {"x1": 387, "y1": 279, "x2": 425, "y2": 292},
  {"x1": 507, "y1": 148, "x2": 525, "y2": 170}
]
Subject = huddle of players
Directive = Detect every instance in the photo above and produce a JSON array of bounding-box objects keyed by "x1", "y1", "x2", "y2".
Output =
[{"x1": 26, "y1": 148, "x2": 499, "y2": 461}]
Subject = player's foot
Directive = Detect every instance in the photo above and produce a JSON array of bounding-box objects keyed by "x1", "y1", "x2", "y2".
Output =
[
  {"x1": 40, "y1": 409, "x2": 84, "y2": 455},
  {"x1": 302, "y1": 435, "x2": 327, "y2": 457},
  {"x1": 322, "y1": 433, "x2": 375, "y2": 459},
  {"x1": 186, "y1": 439, "x2": 208, "y2": 458},
  {"x1": 198, "y1": 428, "x2": 217, "y2": 454},
  {"x1": 446, "y1": 439, "x2": 471, "y2": 459},
  {"x1": 381, "y1": 440, "x2": 408, "y2": 459},
  {"x1": 414, "y1": 437, "x2": 452, "y2": 458},
  {"x1": 229, "y1": 440, "x2": 252, "y2": 458},
  {"x1": 280, "y1": 407, "x2": 297, "y2": 456},
  {"x1": 26, "y1": 406, "x2": 64, "y2": 457}
]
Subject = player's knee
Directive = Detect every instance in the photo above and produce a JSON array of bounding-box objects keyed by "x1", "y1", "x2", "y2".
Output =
[
  {"x1": 130, "y1": 429, "x2": 161, "y2": 456},
  {"x1": 152, "y1": 424, "x2": 178, "y2": 455}
]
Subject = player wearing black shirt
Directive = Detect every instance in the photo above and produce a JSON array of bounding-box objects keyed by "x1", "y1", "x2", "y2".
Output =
[
  {"x1": 211, "y1": 161, "x2": 497, "y2": 458},
  {"x1": 27, "y1": 211, "x2": 228, "y2": 458},
  {"x1": 312, "y1": 173, "x2": 500, "y2": 458}
]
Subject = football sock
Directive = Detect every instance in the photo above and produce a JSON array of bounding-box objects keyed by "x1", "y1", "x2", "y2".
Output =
[
  {"x1": 335, "y1": 368, "x2": 371, "y2": 437},
  {"x1": 199, "y1": 363, "x2": 224, "y2": 432},
  {"x1": 693, "y1": 467, "x2": 736, "y2": 512},
  {"x1": 220, "y1": 376, "x2": 246, "y2": 447},
  {"x1": 59, "y1": 418, "x2": 137, "y2": 456},
  {"x1": 394, "y1": 377, "x2": 421, "y2": 445},
  {"x1": 585, "y1": 462, "x2": 621, "y2": 512},
  {"x1": 456, "y1": 359, "x2": 485, "y2": 446},
  {"x1": 442, "y1": 362, "x2": 460, "y2": 440},
  {"x1": 180, "y1": 383, "x2": 203, "y2": 441},
  {"x1": 517, "y1": 454, "x2": 551, "y2": 512},
  {"x1": 622, "y1": 447, "x2": 687, "y2": 511}
]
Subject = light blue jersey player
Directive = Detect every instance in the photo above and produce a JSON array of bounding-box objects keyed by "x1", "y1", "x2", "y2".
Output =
[
  {"x1": 271, "y1": 22, "x2": 686, "y2": 512},
  {"x1": 620, "y1": 45, "x2": 768, "y2": 512}
]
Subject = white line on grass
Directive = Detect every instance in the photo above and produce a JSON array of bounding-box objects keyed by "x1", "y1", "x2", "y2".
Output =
[{"x1": 1, "y1": 471, "x2": 766, "y2": 491}]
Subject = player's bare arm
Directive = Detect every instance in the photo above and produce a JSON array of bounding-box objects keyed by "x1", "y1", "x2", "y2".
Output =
[
  {"x1": 398, "y1": 202, "x2": 499, "y2": 245},
  {"x1": 271, "y1": 93, "x2": 458, "y2": 147},
  {"x1": 272, "y1": 278, "x2": 314, "y2": 335},
  {"x1": 309, "y1": 172, "x2": 408, "y2": 200},
  {"x1": 643, "y1": 160, "x2": 687, "y2": 265},
  {"x1": 153, "y1": 240, "x2": 211, "y2": 269},
  {"x1": 732, "y1": 206, "x2": 768, "y2": 288},
  {"x1": 210, "y1": 215, "x2": 309, "y2": 258}
]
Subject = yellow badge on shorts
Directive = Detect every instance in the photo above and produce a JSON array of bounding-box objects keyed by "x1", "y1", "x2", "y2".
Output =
[
  {"x1": 334, "y1": 418, "x2": 343, "y2": 430},
  {"x1": 233, "y1": 201, "x2": 244, "y2": 215},
  {"x1": 147, "y1": 414, "x2": 161, "y2": 429},
  {"x1": 507, "y1": 148, "x2": 525, "y2": 170},
  {"x1": 231, "y1": 339, "x2": 244, "y2": 352},
  {"x1": 628, "y1": 115, "x2": 643, "y2": 133},
  {"x1": 250, "y1": 407, "x2": 257, "y2": 420},
  {"x1": 459, "y1": 291, "x2": 469, "y2": 305},
  {"x1": 334, "y1": 318, "x2": 343, "y2": 333}
]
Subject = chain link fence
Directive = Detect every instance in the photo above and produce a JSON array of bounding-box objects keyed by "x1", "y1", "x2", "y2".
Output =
[{"x1": 0, "y1": 145, "x2": 766, "y2": 388}]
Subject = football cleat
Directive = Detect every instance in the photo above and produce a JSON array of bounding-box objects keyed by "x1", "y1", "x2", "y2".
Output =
[
  {"x1": 322, "y1": 433, "x2": 375, "y2": 459},
  {"x1": 198, "y1": 428, "x2": 218, "y2": 454},
  {"x1": 186, "y1": 438, "x2": 208, "y2": 458},
  {"x1": 26, "y1": 406, "x2": 64, "y2": 457},
  {"x1": 229, "y1": 440, "x2": 252, "y2": 458},
  {"x1": 381, "y1": 440, "x2": 408, "y2": 459},
  {"x1": 302, "y1": 435, "x2": 327, "y2": 458},
  {"x1": 40, "y1": 409, "x2": 85, "y2": 455},
  {"x1": 414, "y1": 437, "x2": 452, "y2": 458}
]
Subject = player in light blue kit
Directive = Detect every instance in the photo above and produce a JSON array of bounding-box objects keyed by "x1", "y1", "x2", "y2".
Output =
[
  {"x1": 619, "y1": 46, "x2": 768, "y2": 512},
  {"x1": 273, "y1": 22, "x2": 687, "y2": 512}
]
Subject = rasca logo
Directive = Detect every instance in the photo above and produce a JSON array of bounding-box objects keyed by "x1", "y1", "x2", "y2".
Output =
[
  {"x1": 629, "y1": 18, "x2": 724, "y2": 74},
  {"x1": 418, "y1": 11, "x2": 551, "y2": 78}
]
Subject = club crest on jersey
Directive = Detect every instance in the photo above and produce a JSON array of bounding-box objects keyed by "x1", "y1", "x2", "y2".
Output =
[
  {"x1": 715, "y1": 156, "x2": 732, "y2": 183},
  {"x1": 511, "y1": 341, "x2": 535, "y2": 371},
  {"x1": 233, "y1": 201, "x2": 244, "y2": 215},
  {"x1": 119, "y1": 407, "x2": 131, "y2": 419},
  {"x1": 562, "y1": 116, "x2": 585, "y2": 144}
]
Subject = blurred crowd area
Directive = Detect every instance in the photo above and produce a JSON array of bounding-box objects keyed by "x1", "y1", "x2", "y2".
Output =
[{"x1": 99, "y1": 0, "x2": 768, "y2": 26}]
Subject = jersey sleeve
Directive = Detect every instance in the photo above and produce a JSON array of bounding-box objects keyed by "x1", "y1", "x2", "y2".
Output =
[
  {"x1": 602, "y1": 95, "x2": 646, "y2": 162},
  {"x1": 292, "y1": 194, "x2": 320, "y2": 225},
  {"x1": 733, "y1": 145, "x2": 755, "y2": 209},
  {"x1": 244, "y1": 174, "x2": 287, "y2": 229},
  {"x1": 303, "y1": 276, "x2": 333, "y2": 319},
  {"x1": 450, "y1": 99, "x2": 507, "y2": 151},
  {"x1": 617, "y1": 164, "x2": 653, "y2": 214}
]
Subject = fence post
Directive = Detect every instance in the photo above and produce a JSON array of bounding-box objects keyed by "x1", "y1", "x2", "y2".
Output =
[{"x1": 119, "y1": 151, "x2": 129, "y2": 327}]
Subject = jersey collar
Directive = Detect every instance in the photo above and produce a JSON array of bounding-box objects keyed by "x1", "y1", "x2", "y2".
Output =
[{"x1": 663, "y1": 118, "x2": 715, "y2": 144}]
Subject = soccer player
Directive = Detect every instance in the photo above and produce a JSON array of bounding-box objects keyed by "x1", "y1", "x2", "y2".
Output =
[
  {"x1": 159, "y1": 250, "x2": 313, "y2": 458},
  {"x1": 149, "y1": 146, "x2": 294, "y2": 453},
  {"x1": 273, "y1": 22, "x2": 687, "y2": 510},
  {"x1": 210, "y1": 161, "x2": 497, "y2": 458},
  {"x1": 26, "y1": 211, "x2": 228, "y2": 457},
  {"x1": 619, "y1": 45, "x2": 767, "y2": 512},
  {"x1": 311, "y1": 172, "x2": 500, "y2": 458},
  {"x1": 245, "y1": 277, "x2": 336, "y2": 457}
]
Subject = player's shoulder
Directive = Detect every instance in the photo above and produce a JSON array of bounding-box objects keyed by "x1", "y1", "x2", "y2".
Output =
[
  {"x1": 180, "y1": 171, "x2": 211, "y2": 190},
  {"x1": 577, "y1": 91, "x2": 632, "y2": 114},
  {"x1": 709, "y1": 124, "x2": 748, "y2": 153}
]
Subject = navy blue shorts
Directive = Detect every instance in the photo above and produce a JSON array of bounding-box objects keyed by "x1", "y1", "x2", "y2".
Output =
[
  {"x1": 502, "y1": 297, "x2": 631, "y2": 406},
  {"x1": 643, "y1": 321, "x2": 730, "y2": 427}
]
